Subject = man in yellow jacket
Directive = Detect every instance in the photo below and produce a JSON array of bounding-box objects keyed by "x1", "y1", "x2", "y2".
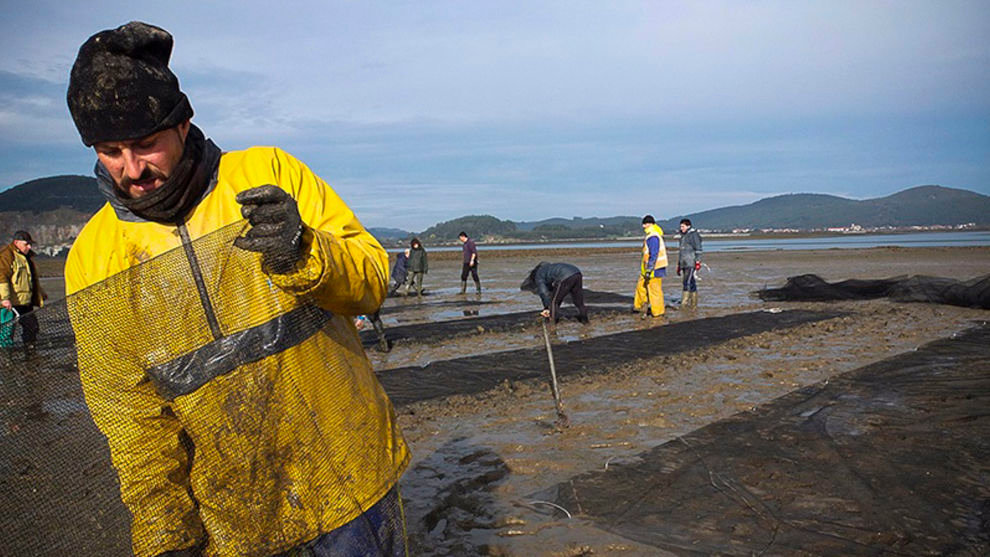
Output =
[
  {"x1": 633, "y1": 215, "x2": 668, "y2": 318},
  {"x1": 64, "y1": 22, "x2": 408, "y2": 557}
]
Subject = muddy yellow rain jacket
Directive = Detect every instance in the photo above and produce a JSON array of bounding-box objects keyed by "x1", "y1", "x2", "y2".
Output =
[{"x1": 65, "y1": 146, "x2": 409, "y2": 557}]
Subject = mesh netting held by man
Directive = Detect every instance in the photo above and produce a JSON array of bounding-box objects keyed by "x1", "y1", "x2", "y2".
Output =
[{"x1": 59, "y1": 21, "x2": 409, "y2": 557}]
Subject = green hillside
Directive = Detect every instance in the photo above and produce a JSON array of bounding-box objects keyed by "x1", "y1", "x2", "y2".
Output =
[
  {"x1": 1, "y1": 173, "x2": 986, "y2": 249},
  {"x1": 420, "y1": 215, "x2": 517, "y2": 241},
  {"x1": 660, "y1": 186, "x2": 990, "y2": 231},
  {"x1": 0, "y1": 175, "x2": 102, "y2": 213},
  {"x1": 515, "y1": 216, "x2": 641, "y2": 232},
  {"x1": 0, "y1": 175, "x2": 102, "y2": 247}
]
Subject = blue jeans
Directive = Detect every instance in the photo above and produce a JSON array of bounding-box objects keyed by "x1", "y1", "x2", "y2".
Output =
[
  {"x1": 277, "y1": 487, "x2": 406, "y2": 557},
  {"x1": 681, "y1": 266, "x2": 697, "y2": 293}
]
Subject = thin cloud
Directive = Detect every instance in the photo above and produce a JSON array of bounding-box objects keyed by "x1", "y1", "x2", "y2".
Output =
[{"x1": 0, "y1": 1, "x2": 987, "y2": 231}]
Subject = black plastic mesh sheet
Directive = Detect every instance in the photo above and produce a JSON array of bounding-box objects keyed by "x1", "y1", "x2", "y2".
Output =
[
  {"x1": 360, "y1": 304, "x2": 626, "y2": 348},
  {"x1": 379, "y1": 309, "x2": 841, "y2": 407},
  {"x1": 758, "y1": 273, "x2": 990, "y2": 309},
  {"x1": 540, "y1": 322, "x2": 990, "y2": 555},
  {"x1": 362, "y1": 289, "x2": 632, "y2": 349},
  {"x1": 1, "y1": 222, "x2": 408, "y2": 557}
]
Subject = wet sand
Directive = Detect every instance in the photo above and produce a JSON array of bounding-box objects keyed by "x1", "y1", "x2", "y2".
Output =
[
  {"x1": 377, "y1": 246, "x2": 990, "y2": 555},
  {"x1": 10, "y1": 246, "x2": 990, "y2": 555}
]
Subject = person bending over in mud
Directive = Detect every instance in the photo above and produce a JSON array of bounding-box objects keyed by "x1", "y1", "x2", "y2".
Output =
[
  {"x1": 521, "y1": 261, "x2": 590, "y2": 324},
  {"x1": 63, "y1": 21, "x2": 408, "y2": 557},
  {"x1": 389, "y1": 247, "x2": 410, "y2": 295}
]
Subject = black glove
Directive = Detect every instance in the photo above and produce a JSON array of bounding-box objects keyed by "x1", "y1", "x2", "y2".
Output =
[{"x1": 234, "y1": 185, "x2": 305, "y2": 274}]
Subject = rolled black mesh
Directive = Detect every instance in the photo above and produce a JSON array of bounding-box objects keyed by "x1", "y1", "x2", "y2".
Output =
[{"x1": 758, "y1": 273, "x2": 990, "y2": 308}]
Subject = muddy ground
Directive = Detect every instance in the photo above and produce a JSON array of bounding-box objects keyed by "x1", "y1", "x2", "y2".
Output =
[
  {"x1": 8, "y1": 246, "x2": 990, "y2": 555},
  {"x1": 374, "y1": 246, "x2": 990, "y2": 556}
]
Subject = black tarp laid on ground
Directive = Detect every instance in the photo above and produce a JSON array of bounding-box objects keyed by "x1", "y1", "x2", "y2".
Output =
[
  {"x1": 540, "y1": 322, "x2": 990, "y2": 555},
  {"x1": 361, "y1": 304, "x2": 625, "y2": 348},
  {"x1": 758, "y1": 273, "x2": 990, "y2": 309},
  {"x1": 379, "y1": 310, "x2": 840, "y2": 407},
  {"x1": 362, "y1": 290, "x2": 634, "y2": 347},
  {"x1": 379, "y1": 289, "x2": 629, "y2": 316},
  {"x1": 580, "y1": 289, "x2": 636, "y2": 305}
]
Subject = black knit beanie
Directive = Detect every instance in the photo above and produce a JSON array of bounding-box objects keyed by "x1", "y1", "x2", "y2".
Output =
[{"x1": 67, "y1": 21, "x2": 193, "y2": 146}]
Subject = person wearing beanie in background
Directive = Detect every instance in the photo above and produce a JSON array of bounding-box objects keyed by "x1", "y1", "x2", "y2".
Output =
[
  {"x1": 63, "y1": 22, "x2": 408, "y2": 557},
  {"x1": 0, "y1": 230, "x2": 46, "y2": 348},
  {"x1": 633, "y1": 215, "x2": 668, "y2": 319},
  {"x1": 676, "y1": 218, "x2": 703, "y2": 308}
]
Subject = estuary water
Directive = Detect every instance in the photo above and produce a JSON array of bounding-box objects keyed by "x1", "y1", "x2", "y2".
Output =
[{"x1": 401, "y1": 230, "x2": 990, "y2": 253}]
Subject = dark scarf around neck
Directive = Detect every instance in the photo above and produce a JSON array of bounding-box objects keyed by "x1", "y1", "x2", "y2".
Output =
[{"x1": 96, "y1": 124, "x2": 221, "y2": 224}]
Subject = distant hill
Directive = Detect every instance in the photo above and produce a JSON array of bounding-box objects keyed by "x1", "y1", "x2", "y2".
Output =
[
  {"x1": 515, "y1": 216, "x2": 641, "y2": 232},
  {"x1": 367, "y1": 227, "x2": 411, "y2": 240},
  {"x1": 2, "y1": 174, "x2": 986, "y2": 250},
  {"x1": 417, "y1": 215, "x2": 643, "y2": 242},
  {"x1": 0, "y1": 175, "x2": 103, "y2": 249},
  {"x1": 0, "y1": 175, "x2": 102, "y2": 213},
  {"x1": 420, "y1": 215, "x2": 517, "y2": 241},
  {"x1": 367, "y1": 227, "x2": 412, "y2": 247},
  {"x1": 659, "y1": 186, "x2": 990, "y2": 231}
]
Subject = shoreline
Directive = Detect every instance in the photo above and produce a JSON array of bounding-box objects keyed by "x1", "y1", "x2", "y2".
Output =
[
  {"x1": 31, "y1": 244, "x2": 990, "y2": 275},
  {"x1": 381, "y1": 227, "x2": 990, "y2": 248}
]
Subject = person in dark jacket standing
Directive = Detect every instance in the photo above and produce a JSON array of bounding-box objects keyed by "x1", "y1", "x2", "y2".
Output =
[
  {"x1": 676, "y1": 218, "x2": 703, "y2": 308},
  {"x1": 458, "y1": 231, "x2": 481, "y2": 294},
  {"x1": 389, "y1": 248, "x2": 409, "y2": 295},
  {"x1": 404, "y1": 238, "x2": 428, "y2": 297},
  {"x1": 521, "y1": 262, "x2": 589, "y2": 324}
]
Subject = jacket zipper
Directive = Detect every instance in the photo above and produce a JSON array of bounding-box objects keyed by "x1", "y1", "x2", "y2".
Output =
[{"x1": 177, "y1": 223, "x2": 223, "y2": 340}]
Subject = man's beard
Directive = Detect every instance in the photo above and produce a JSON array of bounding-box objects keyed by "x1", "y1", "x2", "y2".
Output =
[
  {"x1": 113, "y1": 124, "x2": 215, "y2": 224},
  {"x1": 119, "y1": 167, "x2": 167, "y2": 198}
]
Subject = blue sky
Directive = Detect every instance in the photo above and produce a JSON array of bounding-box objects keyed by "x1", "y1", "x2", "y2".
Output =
[{"x1": 1, "y1": 1, "x2": 988, "y2": 231}]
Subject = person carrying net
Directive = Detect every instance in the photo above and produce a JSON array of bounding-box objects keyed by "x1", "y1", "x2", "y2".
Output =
[
  {"x1": 0, "y1": 230, "x2": 46, "y2": 349},
  {"x1": 63, "y1": 22, "x2": 409, "y2": 557}
]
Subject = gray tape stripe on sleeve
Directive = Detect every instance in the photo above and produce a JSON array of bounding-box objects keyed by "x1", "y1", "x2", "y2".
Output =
[{"x1": 146, "y1": 304, "x2": 334, "y2": 400}]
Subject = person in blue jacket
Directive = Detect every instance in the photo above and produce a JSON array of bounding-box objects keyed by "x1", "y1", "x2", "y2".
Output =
[{"x1": 389, "y1": 248, "x2": 409, "y2": 295}]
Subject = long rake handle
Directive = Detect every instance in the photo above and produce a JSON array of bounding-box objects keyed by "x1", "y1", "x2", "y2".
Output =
[{"x1": 541, "y1": 318, "x2": 569, "y2": 426}]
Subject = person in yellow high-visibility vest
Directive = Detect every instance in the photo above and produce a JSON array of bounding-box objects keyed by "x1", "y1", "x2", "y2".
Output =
[{"x1": 633, "y1": 215, "x2": 668, "y2": 318}]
